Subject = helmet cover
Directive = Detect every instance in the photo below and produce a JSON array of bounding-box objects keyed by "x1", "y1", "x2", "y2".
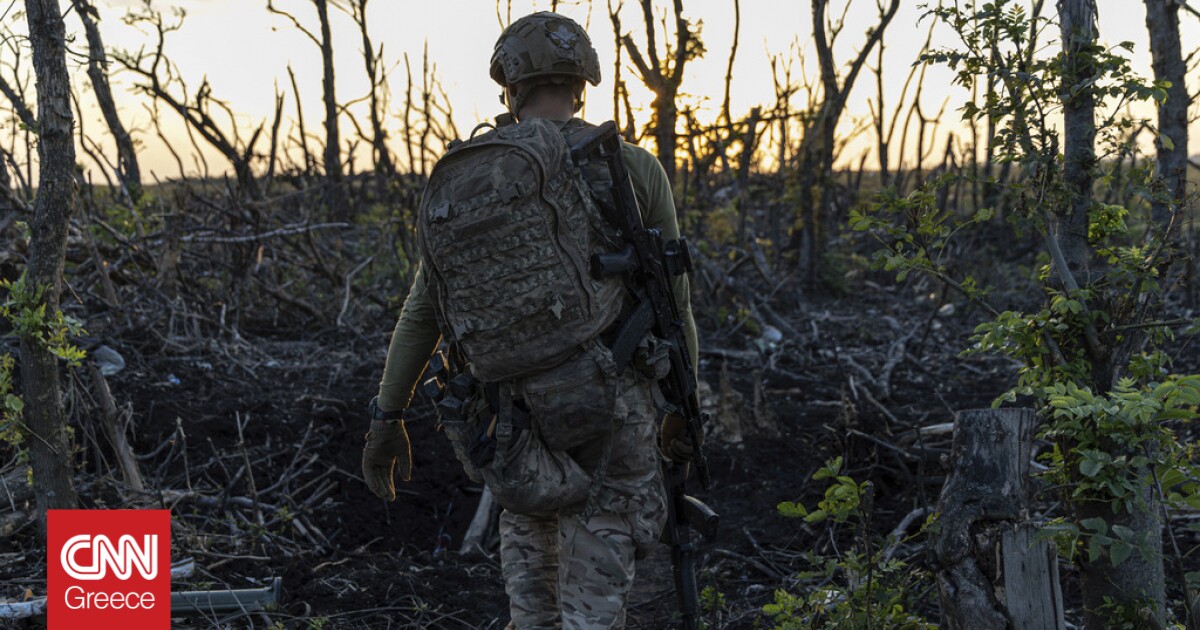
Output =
[{"x1": 490, "y1": 12, "x2": 601, "y2": 88}]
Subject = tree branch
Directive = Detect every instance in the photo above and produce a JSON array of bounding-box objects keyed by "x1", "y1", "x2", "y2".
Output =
[
  {"x1": 620, "y1": 34, "x2": 663, "y2": 92},
  {"x1": 266, "y1": 0, "x2": 321, "y2": 47},
  {"x1": 0, "y1": 73, "x2": 35, "y2": 129}
]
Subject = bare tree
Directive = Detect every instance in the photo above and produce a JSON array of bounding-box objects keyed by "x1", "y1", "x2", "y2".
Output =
[
  {"x1": 0, "y1": 36, "x2": 36, "y2": 211},
  {"x1": 21, "y1": 0, "x2": 81, "y2": 529},
  {"x1": 268, "y1": 0, "x2": 346, "y2": 214},
  {"x1": 286, "y1": 64, "x2": 313, "y2": 178},
  {"x1": 607, "y1": 0, "x2": 625, "y2": 134},
  {"x1": 1144, "y1": 0, "x2": 1189, "y2": 223},
  {"x1": 720, "y1": 0, "x2": 739, "y2": 129},
  {"x1": 620, "y1": 0, "x2": 705, "y2": 184},
  {"x1": 794, "y1": 0, "x2": 899, "y2": 286},
  {"x1": 113, "y1": 4, "x2": 264, "y2": 199},
  {"x1": 343, "y1": 0, "x2": 394, "y2": 182},
  {"x1": 869, "y1": 19, "x2": 931, "y2": 189},
  {"x1": 71, "y1": 0, "x2": 142, "y2": 203}
]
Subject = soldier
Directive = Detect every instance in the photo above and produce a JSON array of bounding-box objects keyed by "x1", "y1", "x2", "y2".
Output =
[{"x1": 361, "y1": 12, "x2": 699, "y2": 629}]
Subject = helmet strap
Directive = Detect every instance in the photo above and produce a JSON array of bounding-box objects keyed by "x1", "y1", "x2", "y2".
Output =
[
  {"x1": 502, "y1": 86, "x2": 528, "y2": 119},
  {"x1": 572, "y1": 83, "x2": 585, "y2": 113}
]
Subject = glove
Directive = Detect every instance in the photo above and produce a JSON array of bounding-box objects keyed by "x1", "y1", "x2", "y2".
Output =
[
  {"x1": 659, "y1": 413, "x2": 702, "y2": 463},
  {"x1": 362, "y1": 418, "x2": 412, "y2": 501}
]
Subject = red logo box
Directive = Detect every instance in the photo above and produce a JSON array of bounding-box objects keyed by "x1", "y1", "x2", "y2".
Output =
[{"x1": 47, "y1": 509, "x2": 171, "y2": 629}]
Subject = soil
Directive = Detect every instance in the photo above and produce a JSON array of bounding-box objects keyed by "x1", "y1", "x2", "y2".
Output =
[
  {"x1": 5, "y1": 262, "x2": 1197, "y2": 628},
  {"x1": 0, "y1": 271, "x2": 1021, "y2": 629}
]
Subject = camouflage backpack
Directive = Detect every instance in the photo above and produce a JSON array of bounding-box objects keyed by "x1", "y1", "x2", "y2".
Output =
[{"x1": 417, "y1": 116, "x2": 625, "y2": 382}]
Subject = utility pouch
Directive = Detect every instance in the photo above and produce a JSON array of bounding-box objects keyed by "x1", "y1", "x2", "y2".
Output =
[
  {"x1": 434, "y1": 376, "x2": 491, "y2": 484},
  {"x1": 441, "y1": 415, "x2": 486, "y2": 483},
  {"x1": 480, "y1": 396, "x2": 591, "y2": 514},
  {"x1": 520, "y1": 341, "x2": 621, "y2": 451}
]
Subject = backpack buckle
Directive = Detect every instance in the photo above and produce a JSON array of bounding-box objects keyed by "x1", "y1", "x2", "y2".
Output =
[
  {"x1": 498, "y1": 182, "x2": 525, "y2": 203},
  {"x1": 495, "y1": 418, "x2": 513, "y2": 442}
]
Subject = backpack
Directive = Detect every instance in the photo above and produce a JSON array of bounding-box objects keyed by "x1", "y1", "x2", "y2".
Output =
[{"x1": 417, "y1": 117, "x2": 625, "y2": 382}]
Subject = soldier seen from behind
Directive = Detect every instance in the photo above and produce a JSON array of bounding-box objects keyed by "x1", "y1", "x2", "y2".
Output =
[{"x1": 361, "y1": 12, "x2": 703, "y2": 629}]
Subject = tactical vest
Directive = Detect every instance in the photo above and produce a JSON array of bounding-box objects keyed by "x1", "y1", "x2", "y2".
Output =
[{"x1": 417, "y1": 117, "x2": 625, "y2": 382}]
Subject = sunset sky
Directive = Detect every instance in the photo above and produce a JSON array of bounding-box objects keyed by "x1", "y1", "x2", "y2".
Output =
[{"x1": 7, "y1": 0, "x2": 1200, "y2": 181}]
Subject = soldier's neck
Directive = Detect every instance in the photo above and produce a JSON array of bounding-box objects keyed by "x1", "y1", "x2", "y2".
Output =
[{"x1": 516, "y1": 102, "x2": 574, "y2": 122}]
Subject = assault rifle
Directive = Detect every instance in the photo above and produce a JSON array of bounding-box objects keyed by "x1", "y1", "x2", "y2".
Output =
[{"x1": 569, "y1": 121, "x2": 718, "y2": 630}]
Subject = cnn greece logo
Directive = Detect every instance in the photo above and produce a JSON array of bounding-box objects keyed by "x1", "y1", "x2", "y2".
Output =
[
  {"x1": 60, "y1": 534, "x2": 158, "y2": 581},
  {"x1": 48, "y1": 510, "x2": 170, "y2": 629}
]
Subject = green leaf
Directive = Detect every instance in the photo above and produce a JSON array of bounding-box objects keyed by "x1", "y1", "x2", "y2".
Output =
[
  {"x1": 777, "y1": 501, "x2": 808, "y2": 518},
  {"x1": 1110, "y1": 541, "x2": 1132, "y2": 566},
  {"x1": 4, "y1": 394, "x2": 21, "y2": 413},
  {"x1": 1088, "y1": 535, "x2": 1105, "y2": 563},
  {"x1": 1080, "y1": 457, "x2": 1103, "y2": 478}
]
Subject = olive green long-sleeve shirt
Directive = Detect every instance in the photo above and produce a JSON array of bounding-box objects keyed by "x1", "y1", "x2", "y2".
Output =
[{"x1": 377, "y1": 136, "x2": 699, "y2": 413}]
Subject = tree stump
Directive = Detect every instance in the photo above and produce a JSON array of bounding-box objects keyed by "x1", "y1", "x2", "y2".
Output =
[{"x1": 934, "y1": 408, "x2": 1064, "y2": 630}]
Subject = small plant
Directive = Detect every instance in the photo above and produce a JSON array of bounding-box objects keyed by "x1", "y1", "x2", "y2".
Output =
[
  {"x1": 0, "y1": 272, "x2": 87, "y2": 450},
  {"x1": 766, "y1": 458, "x2": 934, "y2": 629},
  {"x1": 0, "y1": 273, "x2": 87, "y2": 368},
  {"x1": 1, "y1": 353, "x2": 22, "y2": 447}
]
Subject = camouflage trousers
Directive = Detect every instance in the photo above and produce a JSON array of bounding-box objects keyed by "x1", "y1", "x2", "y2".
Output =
[{"x1": 499, "y1": 377, "x2": 666, "y2": 630}]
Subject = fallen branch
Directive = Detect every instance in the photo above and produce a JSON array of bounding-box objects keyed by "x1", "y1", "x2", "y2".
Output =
[
  {"x1": 88, "y1": 362, "x2": 145, "y2": 492},
  {"x1": 181, "y1": 221, "x2": 350, "y2": 243},
  {"x1": 710, "y1": 548, "x2": 783, "y2": 579},
  {"x1": 881, "y1": 506, "x2": 931, "y2": 563}
]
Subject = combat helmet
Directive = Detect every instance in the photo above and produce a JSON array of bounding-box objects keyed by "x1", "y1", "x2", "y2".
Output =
[
  {"x1": 490, "y1": 12, "x2": 601, "y2": 87},
  {"x1": 490, "y1": 12, "x2": 601, "y2": 116}
]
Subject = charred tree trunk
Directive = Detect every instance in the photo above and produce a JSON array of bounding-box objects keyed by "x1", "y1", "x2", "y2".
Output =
[
  {"x1": 315, "y1": 0, "x2": 346, "y2": 216},
  {"x1": 795, "y1": 0, "x2": 899, "y2": 288},
  {"x1": 87, "y1": 363, "x2": 144, "y2": 492},
  {"x1": 1144, "y1": 0, "x2": 1188, "y2": 225},
  {"x1": 935, "y1": 408, "x2": 1064, "y2": 630},
  {"x1": 21, "y1": 0, "x2": 80, "y2": 530},
  {"x1": 270, "y1": 0, "x2": 345, "y2": 210},
  {"x1": 72, "y1": 0, "x2": 141, "y2": 204},
  {"x1": 351, "y1": 0, "x2": 394, "y2": 185},
  {"x1": 287, "y1": 64, "x2": 313, "y2": 180}
]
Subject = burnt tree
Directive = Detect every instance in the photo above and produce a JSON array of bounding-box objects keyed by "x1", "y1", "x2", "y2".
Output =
[
  {"x1": 796, "y1": 0, "x2": 899, "y2": 288},
  {"x1": 621, "y1": 0, "x2": 704, "y2": 185},
  {"x1": 113, "y1": 5, "x2": 264, "y2": 199},
  {"x1": 72, "y1": 0, "x2": 142, "y2": 203},
  {"x1": 268, "y1": 0, "x2": 347, "y2": 215},
  {"x1": 21, "y1": 0, "x2": 80, "y2": 528},
  {"x1": 346, "y1": 0, "x2": 394, "y2": 182},
  {"x1": 935, "y1": 409, "x2": 1064, "y2": 630}
]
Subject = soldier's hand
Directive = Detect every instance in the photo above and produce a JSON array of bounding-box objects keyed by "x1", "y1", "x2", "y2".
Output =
[
  {"x1": 362, "y1": 418, "x2": 412, "y2": 501},
  {"x1": 659, "y1": 413, "x2": 702, "y2": 463}
]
